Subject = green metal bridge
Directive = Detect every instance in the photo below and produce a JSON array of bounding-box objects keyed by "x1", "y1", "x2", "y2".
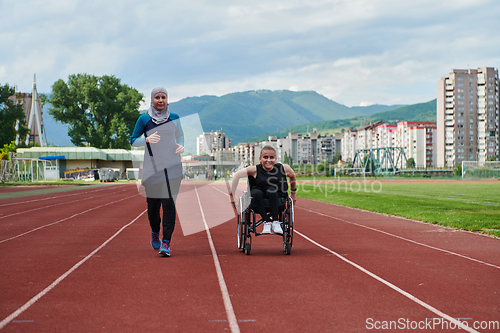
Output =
[{"x1": 352, "y1": 147, "x2": 408, "y2": 175}]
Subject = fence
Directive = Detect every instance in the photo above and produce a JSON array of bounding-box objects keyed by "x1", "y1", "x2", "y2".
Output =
[
  {"x1": 461, "y1": 161, "x2": 500, "y2": 180},
  {"x1": 0, "y1": 153, "x2": 58, "y2": 182}
]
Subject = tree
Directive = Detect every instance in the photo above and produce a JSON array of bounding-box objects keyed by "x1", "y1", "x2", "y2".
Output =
[
  {"x1": 0, "y1": 84, "x2": 29, "y2": 147},
  {"x1": 283, "y1": 151, "x2": 293, "y2": 166},
  {"x1": 49, "y1": 74, "x2": 143, "y2": 149},
  {"x1": 407, "y1": 157, "x2": 416, "y2": 168}
]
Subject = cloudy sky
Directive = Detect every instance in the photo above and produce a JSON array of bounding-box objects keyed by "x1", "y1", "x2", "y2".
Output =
[{"x1": 1, "y1": 0, "x2": 499, "y2": 108}]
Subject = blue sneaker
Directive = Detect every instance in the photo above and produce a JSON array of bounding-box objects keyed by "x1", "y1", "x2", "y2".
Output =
[
  {"x1": 151, "y1": 231, "x2": 161, "y2": 250},
  {"x1": 159, "y1": 240, "x2": 171, "y2": 256}
]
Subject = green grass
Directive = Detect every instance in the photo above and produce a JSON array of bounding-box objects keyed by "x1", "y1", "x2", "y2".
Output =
[{"x1": 296, "y1": 179, "x2": 500, "y2": 238}]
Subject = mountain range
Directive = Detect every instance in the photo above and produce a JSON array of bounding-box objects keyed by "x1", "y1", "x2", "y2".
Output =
[
  {"x1": 244, "y1": 99, "x2": 437, "y2": 142},
  {"x1": 40, "y1": 90, "x2": 436, "y2": 148},
  {"x1": 169, "y1": 90, "x2": 406, "y2": 144}
]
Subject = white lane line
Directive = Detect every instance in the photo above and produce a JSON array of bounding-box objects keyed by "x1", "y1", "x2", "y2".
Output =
[
  {"x1": 298, "y1": 206, "x2": 500, "y2": 270},
  {"x1": 194, "y1": 184, "x2": 240, "y2": 333},
  {"x1": 0, "y1": 209, "x2": 147, "y2": 330},
  {"x1": 210, "y1": 184, "x2": 230, "y2": 196},
  {"x1": 0, "y1": 194, "x2": 138, "y2": 244},
  {"x1": 0, "y1": 185, "x2": 123, "y2": 207},
  {"x1": 295, "y1": 230, "x2": 479, "y2": 333},
  {"x1": 0, "y1": 189, "x2": 129, "y2": 220},
  {"x1": 210, "y1": 182, "x2": 246, "y2": 199}
]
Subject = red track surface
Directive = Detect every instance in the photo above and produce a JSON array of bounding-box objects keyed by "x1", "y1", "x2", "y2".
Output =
[{"x1": 1, "y1": 181, "x2": 499, "y2": 332}]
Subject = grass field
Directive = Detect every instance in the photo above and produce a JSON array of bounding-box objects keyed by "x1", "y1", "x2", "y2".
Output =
[{"x1": 296, "y1": 178, "x2": 500, "y2": 238}]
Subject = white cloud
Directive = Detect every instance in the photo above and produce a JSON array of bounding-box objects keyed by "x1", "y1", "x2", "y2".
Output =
[{"x1": 1, "y1": 0, "x2": 499, "y2": 107}]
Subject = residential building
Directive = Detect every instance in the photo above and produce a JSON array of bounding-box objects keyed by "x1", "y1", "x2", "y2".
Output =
[
  {"x1": 234, "y1": 142, "x2": 257, "y2": 166},
  {"x1": 436, "y1": 67, "x2": 499, "y2": 167},
  {"x1": 250, "y1": 131, "x2": 341, "y2": 166},
  {"x1": 356, "y1": 121, "x2": 383, "y2": 151},
  {"x1": 375, "y1": 124, "x2": 397, "y2": 148},
  {"x1": 342, "y1": 130, "x2": 357, "y2": 163},
  {"x1": 196, "y1": 131, "x2": 232, "y2": 155},
  {"x1": 342, "y1": 121, "x2": 437, "y2": 168},
  {"x1": 397, "y1": 121, "x2": 437, "y2": 168}
]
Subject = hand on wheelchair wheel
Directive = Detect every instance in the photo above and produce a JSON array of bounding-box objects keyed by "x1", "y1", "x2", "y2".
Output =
[{"x1": 230, "y1": 197, "x2": 239, "y2": 214}]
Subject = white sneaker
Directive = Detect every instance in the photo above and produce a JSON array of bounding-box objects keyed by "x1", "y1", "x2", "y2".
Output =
[
  {"x1": 272, "y1": 221, "x2": 283, "y2": 234},
  {"x1": 262, "y1": 222, "x2": 272, "y2": 234}
]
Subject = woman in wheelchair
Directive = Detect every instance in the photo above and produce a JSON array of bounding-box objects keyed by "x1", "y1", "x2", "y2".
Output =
[{"x1": 230, "y1": 145, "x2": 297, "y2": 234}]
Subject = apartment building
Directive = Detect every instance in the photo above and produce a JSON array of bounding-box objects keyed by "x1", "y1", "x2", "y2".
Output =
[
  {"x1": 342, "y1": 121, "x2": 437, "y2": 168},
  {"x1": 375, "y1": 124, "x2": 397, "y2": 148},
  {"x1": 397, "y1": 122, "x2": 436, "y2": 168},
  {"x1": 234, "y1": 142, "x2": 256, "y2": 166},
  {"x1": 437, "y1": 67, "x2": 499, "y2": 167},
  {"x1": 196, "y1": 131, "x2": 232, "y2": 155},
  {"x1": 342, "y1": 130, "x2": 358, "y2": 163},
  {"x1": 342, "y1": 121, "x2": 385, "y2": 162},
  {"x1": 250, "y1": 131, "x2": 341, "y2": 166},
  {"x1": 356, "y1": 121, "x2": 383, "y2": 150}
]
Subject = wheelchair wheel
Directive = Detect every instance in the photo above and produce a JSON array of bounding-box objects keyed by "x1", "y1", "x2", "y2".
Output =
[
  {"x1": 284, "y1": 241, "x2": 291, "y2": 255},
  {"x1": 282, "y1": 197, "x2": 294, "y2": 255},
  {"x1": 244, "y1": 241, "x2": 251, "y2": 255},
  {"x1": 237, "y1": 198, "x2": 245, "y2": 250}
]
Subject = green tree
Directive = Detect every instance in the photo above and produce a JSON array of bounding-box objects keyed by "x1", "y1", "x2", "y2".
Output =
[
  {"x1": 1, "y1": 141, "x2": 17, "y2": 160},
  {"x1": 283, "y1": 152, "x2": 293, "y2": 166},
  {"x1": 407, "y1": 157, "x2": 416, "y2": 168},
  {"x1": 283, "y1": 151, "x2": 290, "y2": 165},
  {"x1": 49, "y1": 74, "x2": 143, "y2": 149},
  {"x1": 0, "y1": 84, "x2": 29, "y2": 147}
]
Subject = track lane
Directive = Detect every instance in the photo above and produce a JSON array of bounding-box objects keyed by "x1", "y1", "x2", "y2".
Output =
[
  {"x1": 291, "y1": 199, "x2": 500, "y2": 329},
  {"x1": 297, "y1": 200, "x2": 500, "y2": 267},
  {"x1": 1, "y1": 181, "x2": 499, "y2": 332},
  {"x1": 202, "y1": 183, "x2": 497, "y2": 332},
  {"x1": 0, "y1": 184, "x2": 129, "y2": 217},
  {"x1": 0, "y1": 183, "x2": 125, "y2": 202},
  {"x1": 197, "y1": 184, "x2": 436, "y2": 331},
  {"x1": 1, "y1": 182, "x2": 235, "y2": 332},
  {"x1": 0, "y1": 184, "x2": 140, "y2": 319},
  {"x1": 0, "y1": 185, "x2": 137, "y2": 242}
]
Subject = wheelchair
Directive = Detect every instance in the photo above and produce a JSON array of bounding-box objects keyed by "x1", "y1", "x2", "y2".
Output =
[{"x1": 237, "y1": 187, "x2": 294, "y2": 255}]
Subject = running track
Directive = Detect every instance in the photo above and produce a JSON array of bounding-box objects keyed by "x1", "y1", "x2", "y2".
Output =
[{"x1": 0, "y1": 181, "x2": 499, "y2": 332}]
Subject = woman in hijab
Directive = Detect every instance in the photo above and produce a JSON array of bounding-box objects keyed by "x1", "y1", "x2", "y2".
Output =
[{"x1": 131, "y1": 87, "x2": 184, "y2": 256}]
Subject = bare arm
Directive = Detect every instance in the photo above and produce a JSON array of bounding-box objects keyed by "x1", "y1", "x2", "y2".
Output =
[
  {"x1": 230, "y1": 166, "x2": 257, "y2": 203},
  {"x1": 283, "y1": 164, "x2": 297, "y2": 203}
]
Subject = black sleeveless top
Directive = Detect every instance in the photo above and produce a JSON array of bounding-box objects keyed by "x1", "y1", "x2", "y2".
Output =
[{"x1": 248, "y1": 163, "x2": 288, "y2": 197}]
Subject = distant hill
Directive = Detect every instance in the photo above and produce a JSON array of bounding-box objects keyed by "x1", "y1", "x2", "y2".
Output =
[
  {"x1": 350, "y1": 104, "x2": 406, "y2": 116},
  {"x1": 170, "y1": 90, "x2": 405, "y2": 143},
  {"x1": 40, "y1": 89, "x2": 410, "y2": 147},
  {"x1": 244, "y1": 99, "x2": 437, "y2": 142}
]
